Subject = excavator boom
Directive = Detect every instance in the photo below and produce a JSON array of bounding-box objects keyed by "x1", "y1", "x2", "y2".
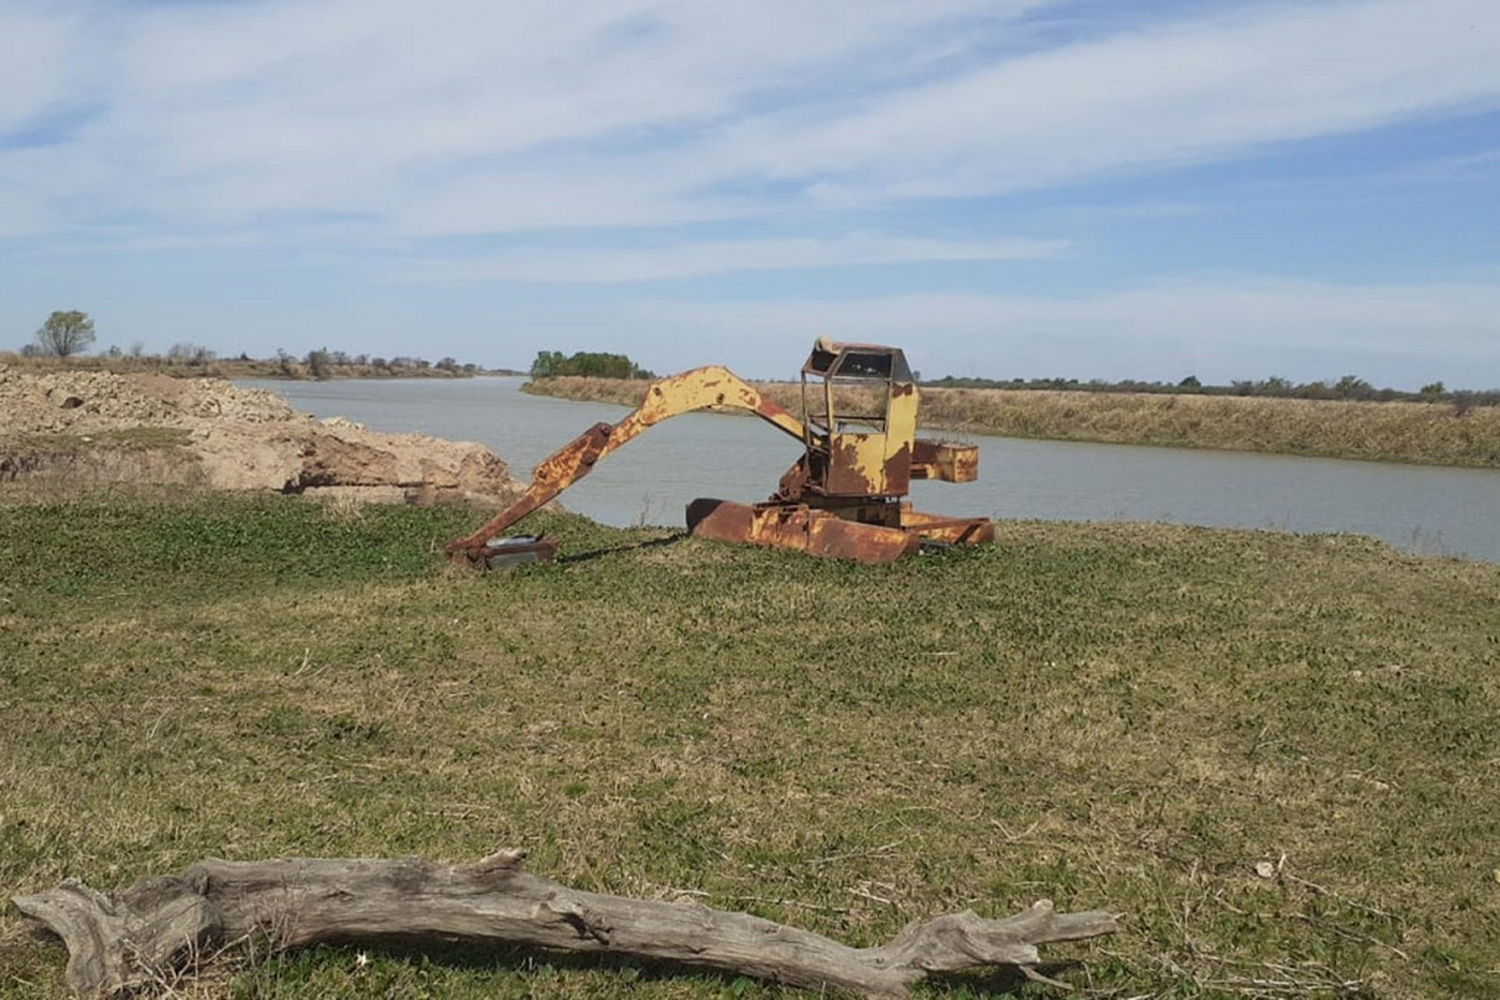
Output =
[{"x1": 446, "y1": 367, "x2": 805, "y2": 563}]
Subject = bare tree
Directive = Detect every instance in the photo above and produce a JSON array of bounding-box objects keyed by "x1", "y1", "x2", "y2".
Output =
[
  {"x1": 306, "y1": 348, "x2": 332, "y2": 379},
  {"x1": 168, "y1": 342, "x2": 216, "y2": 365},
  {"x1": 34, "y1": 311, "x2": 96, "y2": 357}
]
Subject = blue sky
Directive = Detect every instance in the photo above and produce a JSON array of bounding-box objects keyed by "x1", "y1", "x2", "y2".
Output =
[{"x1": 1, "y1": 0, "x2": 1497, "y2": 386}]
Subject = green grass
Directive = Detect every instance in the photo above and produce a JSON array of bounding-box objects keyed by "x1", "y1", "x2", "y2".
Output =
[{"x1": 2, "y1": 488, "x2": 1499, "y2": 997}]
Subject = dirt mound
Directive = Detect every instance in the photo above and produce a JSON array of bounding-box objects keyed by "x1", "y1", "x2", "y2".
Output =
[{"x1": 0, "y1": 365, "x2": 520, "y2": 503}]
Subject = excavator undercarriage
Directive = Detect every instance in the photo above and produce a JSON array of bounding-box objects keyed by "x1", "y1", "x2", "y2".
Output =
[{"x1": 446, "y1": 339, "x2": 994, "y2": 566}]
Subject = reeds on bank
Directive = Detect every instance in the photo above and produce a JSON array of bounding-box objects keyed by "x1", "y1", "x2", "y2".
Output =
[{"x1": 525, "y1": 377, "x2": 1500, "y2": 468}]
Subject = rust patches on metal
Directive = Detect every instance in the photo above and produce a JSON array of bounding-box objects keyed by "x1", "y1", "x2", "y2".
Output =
[
  {"x1": 822, "y1": 434, "x2": 879, "y2": 496},
  {"x1": 882, "y1": 442, "x2": 911, "y2": 497},
  {"x1": 899, "y1": 507, "x2": 996, "y2": 546},
  {"x1": 773, "y1": 456, "x2": 812, "y2": 502},
  {"x1": 910, "y1": 440, "x2": 979, "y2": 483},
  {"x1": 444, "y1": 422, "x2": 612, "y2": 563},
  {"x1": 687, "y1": 499, "x2": 919, "y2": 563}
]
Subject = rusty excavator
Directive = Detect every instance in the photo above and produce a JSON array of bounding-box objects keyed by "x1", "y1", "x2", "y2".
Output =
[{"x1": 446, "y1": 339, "x2": 994, "y2": 566}]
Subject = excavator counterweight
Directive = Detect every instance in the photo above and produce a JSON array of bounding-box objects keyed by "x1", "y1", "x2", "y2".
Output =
[{"x1": 447, "y1": 340, "x2": 993, "y2": 566}]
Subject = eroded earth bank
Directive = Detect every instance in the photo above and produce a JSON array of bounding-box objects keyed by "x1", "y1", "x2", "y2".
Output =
[{"x1": 0, "y1": 366, "x2": 521, "y2": 504}]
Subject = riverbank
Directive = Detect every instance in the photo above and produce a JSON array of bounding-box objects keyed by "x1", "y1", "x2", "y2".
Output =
[
  {"x1": 524, "y1": 376, "x2": 1500, "y2": 469},
  {"x1": 2, "y1": 489, "x2": 1497, "y2": 997},
  {"x1": 0, "y1": 365, "x2": 521, "y2": 502}
]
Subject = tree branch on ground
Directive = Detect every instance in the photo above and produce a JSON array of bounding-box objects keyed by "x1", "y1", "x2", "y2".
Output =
[{"x1": 14, "y1": 848, "x2": 1119, "y2": 997}]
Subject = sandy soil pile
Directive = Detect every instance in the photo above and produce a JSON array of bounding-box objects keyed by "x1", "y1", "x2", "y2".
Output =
[{"x1": 0, "y1": 365, "x2": 520, "y2": 503}]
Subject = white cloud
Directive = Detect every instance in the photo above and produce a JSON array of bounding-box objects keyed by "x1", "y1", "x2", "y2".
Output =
[
  {"x1": 46, "y1": 0, "x2": 1039, "y2": 228},
  {"x1": 0, "y1": 4, "x2": 86, "y2": 135},
  {"x1": 2, "y1": 0, "x2": 1496, "y2": 240},
  {"x1": 399, "y1": 233, "x2": 1069, "y2": 283},
  {"x1": 3, "y1": 0, "x2": 1495, "y2": 390},
  {"x1": 713, "y1": 0, "x2": 1500, "y2": 198}
]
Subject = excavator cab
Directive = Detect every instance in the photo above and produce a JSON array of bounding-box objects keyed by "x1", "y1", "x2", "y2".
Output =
[
  {"x1": 798, "y1": 339, "x2": 918, "y2": 498},
  {"x1": 448, "y1": 340, "x2": 993, "y2": 566},
  {"x1": 777, "y1": 340, "x2": 979, "y2": 514}
]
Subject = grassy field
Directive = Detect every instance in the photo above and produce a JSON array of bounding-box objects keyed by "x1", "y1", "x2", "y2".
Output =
[
  {"x1": 2, "y1": 489, "x2": 1499, "y2": 997},
  {"x1": 524, "y1": 377, "x2": 1500, "y2": 469}
]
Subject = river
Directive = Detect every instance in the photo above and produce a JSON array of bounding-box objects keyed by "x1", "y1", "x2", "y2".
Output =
[{"x1": 240, "y1": 377, "x2": 1500, "y2": 563}]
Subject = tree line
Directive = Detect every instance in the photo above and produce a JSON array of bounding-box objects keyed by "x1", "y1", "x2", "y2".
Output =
[
  {"x1": 13, "y1": 311, "x2": 492, "y2": 378},
  {"x1": 926, "y1": 373, "x2": 1500, "y2": 407},
  {"x1": 16, "y1": 310, "x2": 1496, "y2": 403},
  {"x1": 529, "y1": 350, "x2": 655, "y2": 380},
  {"x1": 295, "y1": 349, "x2": 480, "y2": 378}
]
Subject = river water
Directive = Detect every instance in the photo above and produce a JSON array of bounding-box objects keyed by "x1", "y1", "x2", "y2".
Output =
[{"x1": 241, "y1": 377, "x2": 1500, "y2": 563}]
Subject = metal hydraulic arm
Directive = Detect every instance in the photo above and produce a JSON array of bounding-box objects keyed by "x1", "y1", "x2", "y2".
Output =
[{"x1": 446, "y1": 366, "x2": 805, "y2": 563}]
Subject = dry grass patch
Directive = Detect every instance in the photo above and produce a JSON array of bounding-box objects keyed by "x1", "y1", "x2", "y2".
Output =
[{"x1": 1, "y1": 428, "x2": 201, "y2": 487}]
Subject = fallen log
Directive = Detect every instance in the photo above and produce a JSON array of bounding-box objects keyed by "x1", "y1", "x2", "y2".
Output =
[{"x1": 13, "y1": 848, "x2": 1119, "y2": 997}]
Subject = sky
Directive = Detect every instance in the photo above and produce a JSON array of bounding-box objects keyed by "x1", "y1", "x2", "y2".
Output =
[{"x1": 1, "y1": 0, "x2": 1497, "y2": 387}]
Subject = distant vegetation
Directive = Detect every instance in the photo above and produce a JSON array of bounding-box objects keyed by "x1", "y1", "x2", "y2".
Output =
[
  {"x1": 927, "y1": 373, "x2": 1500, "y2": 408},
  {"x1": 7, "y1": 308, "x2": 517, "y2": 380},
  {"x1": 3, "y1": 341, "x2": 503, "y2": 381},
  {"x1": 525, "y1": 375, "x2": 1500, "y2": 469},
  {"x1": 29, "y1": 310, "x2": 96, "y2": 357},
  {"x1": 530, "y1": 350, "x2": 655, "y2": 380}
]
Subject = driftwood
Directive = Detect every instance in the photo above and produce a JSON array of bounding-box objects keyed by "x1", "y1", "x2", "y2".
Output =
[{"x1": 13, "y1": 848, "x2": 1119, "y2": 997}]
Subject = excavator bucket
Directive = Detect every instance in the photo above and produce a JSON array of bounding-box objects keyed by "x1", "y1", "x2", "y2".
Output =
[
  {"x1": 686, "y1": 499, "x2": 921, "y2": 564},
  {"x1": 479, "y1": 534, "x2": 558, "y2": 569}
]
